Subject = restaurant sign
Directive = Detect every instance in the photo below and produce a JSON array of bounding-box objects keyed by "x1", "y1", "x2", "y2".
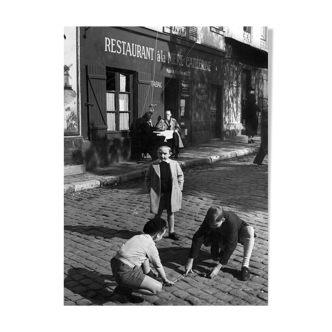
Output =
[{"x1": 105, "y1": 37, "x2": 211, "y2": 72}]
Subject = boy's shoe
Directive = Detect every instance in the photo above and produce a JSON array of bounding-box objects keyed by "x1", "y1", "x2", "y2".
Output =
[
  {"x1": 241, "y1": 267, "x2": 251, "y2": 281},
  {"x1": 169, "y1": 232, "x2": 180, "y2": 240},
  {"x1": 113, "y1": 285, "x2": 133, "y2": 303}
]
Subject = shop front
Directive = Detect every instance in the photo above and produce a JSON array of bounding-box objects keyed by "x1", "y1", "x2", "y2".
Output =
[{"x1": 79, "y1": 26, "x2": 225, "y2": 170}]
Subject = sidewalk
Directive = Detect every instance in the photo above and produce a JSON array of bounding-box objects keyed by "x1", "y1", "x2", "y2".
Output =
[{"x1": 64, "y1": 135, "x2": 260, "y2": 194}]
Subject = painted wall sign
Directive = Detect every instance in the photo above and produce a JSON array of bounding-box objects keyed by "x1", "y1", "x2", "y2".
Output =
[
  {"x1": 181, "y1": 81, "x2": 190, "y2": 98},
  {"x1": 104, "y1": 37, "x2": 211, "y2": 72},
  {"x1": 150, "y1": 81, "x2": 162, "y2": 88},
  {"x1": 166, "y1": 68, "x2": 191, "y2": 77}
]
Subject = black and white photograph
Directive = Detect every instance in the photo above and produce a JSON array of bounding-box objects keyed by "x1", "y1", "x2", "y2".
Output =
[{"x1": 64, "y1": 26, "x2": 269, "y2": 306}]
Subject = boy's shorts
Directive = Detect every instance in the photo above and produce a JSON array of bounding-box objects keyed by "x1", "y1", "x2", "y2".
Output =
[
  {"x1": 158, "y1": 192, "x2": 172, "y2": 215},
  {"x1": 110, "y1": 257, "x2": 145, "y2": 288}
]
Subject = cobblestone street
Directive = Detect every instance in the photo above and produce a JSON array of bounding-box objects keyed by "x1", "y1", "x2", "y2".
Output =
[{"x1": 64, "y1": 154, "x2": 268, "y2": 305}]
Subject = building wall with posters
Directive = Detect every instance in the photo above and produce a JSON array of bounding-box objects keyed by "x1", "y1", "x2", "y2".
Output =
[
  {"x1": 63, "y1": 26, "x2": 268, "y2": 173},
  {"x1": 78, "y1": 26, "x2": 226, "y2": 170},
  {"x1": 222, "y1": 26, "x2": 268, "y2": 138},
  {"x1": 64, "y1": 27, "x2": 85, "y2": 175}
]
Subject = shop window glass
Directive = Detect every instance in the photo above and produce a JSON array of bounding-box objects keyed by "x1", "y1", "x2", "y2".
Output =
[{"x1": 106, "y1": 68, "x2": 132, "y2": 131}]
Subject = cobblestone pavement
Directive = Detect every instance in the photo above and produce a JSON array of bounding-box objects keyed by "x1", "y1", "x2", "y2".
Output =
[{"x1": 64, "y1": 154, "x2": 268, "y2": 306}]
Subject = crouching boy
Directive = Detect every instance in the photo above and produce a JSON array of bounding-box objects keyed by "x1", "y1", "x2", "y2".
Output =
[
  {"x1": 184, "y1": 205, "x2": 256, "y2": 281},
  {"x1": 111, "y1": 217, "x2": 174, "y2": 303}
]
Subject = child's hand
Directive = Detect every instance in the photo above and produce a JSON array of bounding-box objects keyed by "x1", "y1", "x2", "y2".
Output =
[
  {"x1": 184, "y1": 258, "x2": 194, "y2": 276},
  {"x1": 208, "y1": 264, "x2": 222, "y2": 279},
  {"x1": 163, "y1": 278, "x2": 174, "y2": 286}
]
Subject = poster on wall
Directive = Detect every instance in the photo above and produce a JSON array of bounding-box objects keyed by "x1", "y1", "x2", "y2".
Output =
[{"x1": 64, "y1": 27, "x2": 78, "y2": 135}]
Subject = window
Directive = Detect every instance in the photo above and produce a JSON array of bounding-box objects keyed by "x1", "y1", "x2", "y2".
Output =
[
  {"x1": 163, "y1": 26, "x2": 197, "y2": 41},
  {"x1": 243, "y1": 26, "x2": 252, "y2": 33},
  {"x1": 106, "y1": 68, "x2": 133, "y2": 131},
  {"x1": 261, "y1": 26, "x2": 268, "y2": 41},
  {"x1": 210, "y1": 26, "x2": 224, "y2": 35},
  {"x1": 164, "y1": 26, "x2": 187, "y2": 37}
]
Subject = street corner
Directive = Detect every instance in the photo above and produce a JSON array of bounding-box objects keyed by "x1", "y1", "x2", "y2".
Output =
[{"x1": 64, "y1": 183, "x2": 75, "y2": 194}]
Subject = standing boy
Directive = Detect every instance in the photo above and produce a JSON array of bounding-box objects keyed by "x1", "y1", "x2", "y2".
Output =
[{"x1": 145, "y1": 145, "x2": 184, "y2": 240}]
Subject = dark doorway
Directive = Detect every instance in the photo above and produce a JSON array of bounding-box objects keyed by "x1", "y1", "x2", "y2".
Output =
[
  {"x1": 164, "y1": 77, "x2": 179, "y2": 120},
  {"x1": 210, "y1": 84, "x2": 222, "y2": 138},
  {"x1": 241, "y1": 69, "x2": 251, "y2": 122}
]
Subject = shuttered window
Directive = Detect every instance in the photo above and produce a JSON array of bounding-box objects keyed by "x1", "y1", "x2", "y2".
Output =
[
  {"x1": 106, "y1": 68, "x2": 133, "y2": 131},
  {"x1": 86, "y1": 65, "x2": 107, "y2": 141}
]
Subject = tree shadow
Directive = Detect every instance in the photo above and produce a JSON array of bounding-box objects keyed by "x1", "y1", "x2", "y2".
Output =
[{"x1": 64, "y1": 267, "x2": 118, "y2": 305}]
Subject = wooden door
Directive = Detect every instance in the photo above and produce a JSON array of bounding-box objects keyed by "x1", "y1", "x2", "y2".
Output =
[{"x1": 164, "y1": 77, "x2": 179, "y2": 120}]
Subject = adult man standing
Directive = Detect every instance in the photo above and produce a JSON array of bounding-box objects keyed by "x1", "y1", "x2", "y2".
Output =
[{"x1": 156, "y1": 110, "x2": 184, "y2": 158}]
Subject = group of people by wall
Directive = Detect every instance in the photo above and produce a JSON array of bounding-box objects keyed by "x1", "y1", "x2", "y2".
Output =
[{"x1": 134, "y1": 108, "x2": 184, "y2": 161}]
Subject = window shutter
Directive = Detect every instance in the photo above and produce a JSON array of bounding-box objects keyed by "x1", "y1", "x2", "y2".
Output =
[
  {"x1": 137, "y1": 72, "x2": 152, "y2": 118},
  {"x1": 86, "y1": 65, "x2": 107, "y2": 141},
  {"x1": 188, "y1": 27, "x2": 198, "y2": 41}
]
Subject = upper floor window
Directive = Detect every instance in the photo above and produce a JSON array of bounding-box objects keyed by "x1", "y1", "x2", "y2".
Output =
[
  {"x1": 243, "y1": 26, "x2": 252, "y2": 33},
  {"x1": 261, "y1": 26, "x2": 268, "y2": 41},
  {"x1": 210, "y1": 26, "x2": 224, "y2": 35},
  {"x1": 163, "y1": 26, "x2": 197, "y2": 41}
]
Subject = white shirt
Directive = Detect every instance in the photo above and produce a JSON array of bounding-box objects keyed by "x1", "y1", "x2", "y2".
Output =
[{"x1": 116, "y1": 234, "x2": 162, "y2": 269}]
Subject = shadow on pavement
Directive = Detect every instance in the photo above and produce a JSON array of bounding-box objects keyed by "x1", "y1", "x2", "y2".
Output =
[
  {"x1": 62, "y1": 268, "x2": 144, "y2": 305},
  {"x1": 64, "y1": 226, "x2": 139, "y2": 240},
  {"x1": 158, "y1": 246, "x2": 241, "y2": 280},
  {"x1": 64, "y1": 268, "x2": 118, "y2": 305}
]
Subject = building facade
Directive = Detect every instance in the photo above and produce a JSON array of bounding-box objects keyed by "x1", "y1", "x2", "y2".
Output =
[
  {"x1": 222, "y1": 26, "x2": 268, "y2": 138},
  {"x1": 64, "y1": 26, "x2": 268, "y2": 173}
]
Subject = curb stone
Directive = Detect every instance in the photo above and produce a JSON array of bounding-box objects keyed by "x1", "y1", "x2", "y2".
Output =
[{"x1": 64, "y1": 147, "x2": 259, "y2": 194}]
